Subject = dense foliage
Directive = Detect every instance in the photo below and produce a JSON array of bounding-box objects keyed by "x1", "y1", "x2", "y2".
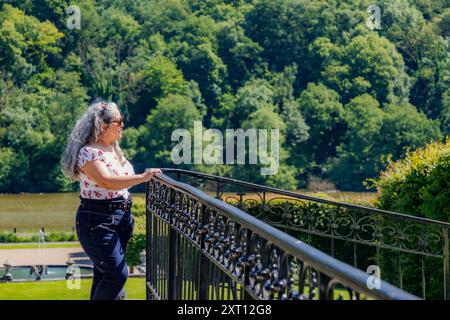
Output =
[
  {"x1": 370, "y1": 138, "x2": 450, "y2": 221},
  {"x1": 0, "y1": 230, "x2": 77, "y2": 242},
  {"x1": 0, "y1": 0, "x2": 448, "y2": 192}
]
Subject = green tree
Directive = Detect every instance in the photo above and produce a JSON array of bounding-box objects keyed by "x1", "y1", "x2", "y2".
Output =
[
  {"x1": 376, "y1": 103, "x2": 442, "y2": 160},
  {"x1": 237, "y1": 105, "x2": 297, "y2": 189},
  {"x1": 135, "y1": 94, "x2": 202, "y2": 169},
  {"x1": 127, "y1": 54, "x2": 188, "y2": 126},
  {"x1": 0, "y1": 4, "x2": 64, "y2": 83},
  {"x1": 213, "y1": 78, "x2": 275, "y2": 129},
  {"x1": 330, "y1": 94, "x2": 384, "y2": 190},
  {"x1": 296, "y1": 83, "x2": 346, "y2": 169},
  {"x1": 331, "y1": 95, "x2": 442, "y2": 190},
  {"x1": 216, "y1": 20, "x2": 264, "y2": 90},
  {"x1": 244, "y1": 0, "x2": 309, "y2": 72},
  {"x1": 321, "y1": 33, "x2": 410, "y2": 104}
]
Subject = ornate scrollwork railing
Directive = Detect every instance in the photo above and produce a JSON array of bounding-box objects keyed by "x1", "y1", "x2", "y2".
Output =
[
  {"x1": 159, "y1": 169, "x2": 450, "y2": 300},
  {"x1": 145, "y1": 172, "x2": 419, "y2": 300}
]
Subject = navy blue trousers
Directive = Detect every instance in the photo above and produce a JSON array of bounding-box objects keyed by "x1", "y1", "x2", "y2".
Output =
[{"x1": 75, "y1": 195, "x2": 134, "y2": 300}]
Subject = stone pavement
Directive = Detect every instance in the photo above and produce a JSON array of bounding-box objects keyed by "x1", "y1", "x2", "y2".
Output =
[{"x1": 0, "y1": 247, "x2": 92, "y2": 266}]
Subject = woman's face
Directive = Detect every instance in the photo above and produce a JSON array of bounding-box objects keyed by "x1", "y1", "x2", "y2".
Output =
[{"x1": 102, "y1": 110, "x2": 124, "y2": 142}]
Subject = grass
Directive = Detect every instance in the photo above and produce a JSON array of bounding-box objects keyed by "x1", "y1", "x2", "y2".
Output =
[
  {"x1": 0, "y1": 193, "x2": 146, "y2": 232},
  {"x1": 0, "y1": 242, "x2": 82, "y2": 249},
  {"x1": 0, "y1": 277, "x2": 146, "y2": 300}
]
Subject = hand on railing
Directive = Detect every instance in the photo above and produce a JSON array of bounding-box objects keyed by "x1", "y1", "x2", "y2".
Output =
[{"x1": 143, "y1": 168, "x2": 162, "y2": 181}]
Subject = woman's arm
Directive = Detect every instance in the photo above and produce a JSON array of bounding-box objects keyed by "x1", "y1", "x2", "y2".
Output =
[{"x1": 81, "y1": 160, "x2": 161, "y2": 190}]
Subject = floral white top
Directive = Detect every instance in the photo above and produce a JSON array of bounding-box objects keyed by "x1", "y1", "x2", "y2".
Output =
[{"x1": 77, "y1": 145, "x2": 135, "y2": 200}]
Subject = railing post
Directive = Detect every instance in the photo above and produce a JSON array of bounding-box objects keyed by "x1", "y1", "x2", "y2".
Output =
[
  {"x1": 242, "y1": 229, "x2": 252, "y2": 300},
  {"x1": 198, "y1": 204, "x2": 210, "y2": 300},
  {"x1": 215, "y1": 181, "x2": 221, "y2": 199},
  {"x1": 444, "y1": 227, "x2": 449, "y2": 300},
  {"x1": 167, "y1": 188, "x2": 177, "y2": 300},
  {"x1": 146, "y1": 181, "x2": 153, "y2": 300}
]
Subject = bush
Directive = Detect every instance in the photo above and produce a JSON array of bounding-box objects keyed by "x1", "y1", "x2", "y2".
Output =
[
  {"x1": 370, "y1": 138, "x2": 450, "y2": 221},
  {"x1": 0, "y1": 231, "x2": 77, "y2": 243},
  {"x1": 0, "y1": 232, "x2": 19, "y2": 243},
  {"x1": 44, "y1": 231, "x2": 78, "y2": 242}
]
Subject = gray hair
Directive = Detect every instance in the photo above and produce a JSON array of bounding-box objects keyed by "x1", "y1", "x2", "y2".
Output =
[{"x1": 61, "y1": 100, "x2": 126, "y2": 181}]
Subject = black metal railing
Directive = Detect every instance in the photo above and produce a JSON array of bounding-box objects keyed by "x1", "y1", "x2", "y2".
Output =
[
  {"x1": 158, "y1": 169, "x2": 450, "y2": 300},
  {"x1": 145, "y1": 171, "x2": 419, "y2": 300}
]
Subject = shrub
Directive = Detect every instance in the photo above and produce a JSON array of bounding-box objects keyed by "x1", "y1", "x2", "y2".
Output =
[
  {"x1": 0, "y1": 231, "x2": 77, "y2": 243},
  {"x1": 0, "y1": 232, "x2": 19, "y2": 243},
  {"x1": 44, "y1": 231, "x2": 78, "y2": 242},
  {"x1": 370, "y1": 138, "x2": 450, "y2": 221}
]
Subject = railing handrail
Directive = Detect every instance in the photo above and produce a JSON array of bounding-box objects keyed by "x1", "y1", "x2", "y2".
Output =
[
  {"x1": 152, "y1": 172, "x2": 420, "y2": 300},
  {"x1": 161, "y1": 168, "x2": 450, "y2": 229}
]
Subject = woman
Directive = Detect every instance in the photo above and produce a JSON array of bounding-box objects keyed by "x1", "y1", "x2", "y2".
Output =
[{"x1": 61, "y1": 100, "x2": 161, "y2": 300}]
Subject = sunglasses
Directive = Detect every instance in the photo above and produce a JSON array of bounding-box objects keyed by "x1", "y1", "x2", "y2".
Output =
[{"x1": 111, "y1": 119, "x2": 124, "y2": 127}]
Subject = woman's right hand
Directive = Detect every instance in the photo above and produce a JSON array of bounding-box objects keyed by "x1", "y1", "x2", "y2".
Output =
[{"x1": 142, "y1": 168, "x2": 162, "y2": 181}]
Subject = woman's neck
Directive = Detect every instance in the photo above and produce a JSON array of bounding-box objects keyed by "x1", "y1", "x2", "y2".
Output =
[{"x1": 95, "y1": 137, "x2": 114, "y2": 150}]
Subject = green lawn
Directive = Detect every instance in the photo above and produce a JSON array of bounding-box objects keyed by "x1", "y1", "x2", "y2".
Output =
[
  {"x1": 0, "y1": 193, "x2": 147, "y2": 232},
  {"x1": 0, "y1": 277, "x2": 146, "y2": 300}
]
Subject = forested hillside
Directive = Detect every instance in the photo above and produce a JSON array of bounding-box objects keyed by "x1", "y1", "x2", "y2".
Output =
[{"x1": 0, "y1": 0, "x2": 448, "y2": 192}]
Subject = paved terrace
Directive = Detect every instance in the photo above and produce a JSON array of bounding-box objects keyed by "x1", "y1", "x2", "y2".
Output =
[{"x1": 0, "y1": 247, "x2": 92, "y2": 266}]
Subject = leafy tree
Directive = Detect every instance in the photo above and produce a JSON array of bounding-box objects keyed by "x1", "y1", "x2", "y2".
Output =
[
  {"x1": 281, "y1": 100, "x2": 309, "y2": 159},
  {"x1": 410, "y1": 0, "x2": 448, "y2": 19},
  {"x1": 0, "y1": 4, "x2": 63, "y2": 83},
  {"x1": 13, "y1": 0, "x2": 72, "y2": 30},
  {"x1": 216, "y1": 20, "x2": 264, "y2": 90},
  {"x1": 212, "y1": 78, "x2": 274, "y2": 129},
  {"x1": 237, "y1": 105, "x2": 297, "y2": 189},
  {"x1": 126, "y1": 54, "x2": 188, "y2": 126},
  {"x1": 379, "y1": 0, "x2": 450, "y2": 121},
  {"x1": 409, "y1": 36, "x2": 450, "y2": 120},
  {"x1": 330, "y1": 94, "x2": 384, "y2": 190},
  {"x1": 442, "y1": 88, "x2": 450, "y2": 136},
  {"x1": 135, "y1": 94, "x2": 202, "y2": 170},
  {"x1": 0, "y1": 0, "x2": 448, "y2": 193},
  {"x1": 297, "y1": 83, "x2": 346, "y2": 169},
  {"x1": 376, "y1": 103, "x2": 442, "y2": 160},
  {"x1": 432, "y1": 8, "x2": 450, "y2": 37},
  {"x1": 379, "y1": 0, "x2": 428, "y2": 69},
  {"x1": 321, "y1": 33, "x2": 410, "y2": 104},
  {"x1": 244, "y1": 0, "x2": 309, "y2": 72},
  {"x1": 331, "y1": 95, "x2": 442, "y2": 190}
]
